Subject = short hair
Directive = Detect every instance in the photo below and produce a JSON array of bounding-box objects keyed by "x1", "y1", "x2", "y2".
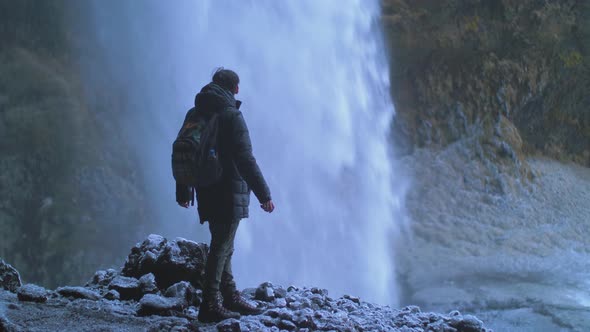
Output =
[{"x1": 212, "y1": 67, "x2": 240, "y2": 92}]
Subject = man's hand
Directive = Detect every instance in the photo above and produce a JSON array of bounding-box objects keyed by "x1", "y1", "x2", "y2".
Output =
[
  {"x1": 178, "y1": 201, "x2": 189, "y2": 208},
  {"x1": 260, "y1": 200, "x2": 275, "y2": 213}
]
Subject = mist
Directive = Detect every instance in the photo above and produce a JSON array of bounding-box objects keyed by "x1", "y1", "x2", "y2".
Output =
[{"x1": 80, "y1": 0, "x2": 406, "y2": 305}]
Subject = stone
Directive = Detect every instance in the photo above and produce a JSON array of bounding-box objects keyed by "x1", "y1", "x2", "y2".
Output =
[
  {"x1": 0, "y1": 315, "x2": 21, "y2": 332},
  {"x1": 7, "y1": 303, "x2": 20, "y2": 310},
  {"x1": 449, "y1": 315, "x2": 485, "y2": 332},
  {"x1": 56, "y1": 286, "x2": 100, "y2": 300},
  {"x1": 273, "y1": 286, "x2": 287, "y2": 299},
  {"x1": 2, "y1": 272, "x2": 490, "y2": 331},
  {"x1": 104, "y1": 289, "x2": 120, "y2": 301},
  {"x1": 108, "y1": 276, "x2": 141, "y2": 300},
  {"x1": 17, "y1": 284, "x2": 48, "y2": 303},
  {"x1": 310, "y1": 287, "x2": 328, "y2": 296},
  {"x1": 0, "y1": 259, "x2": 22, "y2": 292},
  {"x1": 122, "y1": 234, "x2": 167, "y2": 277},
  {"x1": 216, "y1": 318, "x2": 241, "y2": 332},
  {"x1": 342, "y1": 294, "x2": 360, "y2": 304},
  {"x1": 122, "y1": 235, "x2": 209, "y2": 289},
  {"x1": 137, "y1": 294, "x2": 184, "y2": 317},
  {"x1": 86, "y1": 269, "x2": 118, "y2": 287},
  {"x1": 138, "y1": 273, "x2": 158, "y2": 295},
  {"x1": 278, "y1": 319, "x2": 297, "y2": 331},
  {"x1": 255, "y1": 282, "x2": 275, "y2": 302},
  {"x1": 164, "y1": 281, "x2": 201, "y2": 307},
  {"x1": 274, "y1": 298, "x2": 287, "y2": 308}
]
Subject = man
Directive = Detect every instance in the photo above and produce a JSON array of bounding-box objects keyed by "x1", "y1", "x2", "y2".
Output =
[{"x1": 176, "y1": 68, "x2": 275, "y2": 323}]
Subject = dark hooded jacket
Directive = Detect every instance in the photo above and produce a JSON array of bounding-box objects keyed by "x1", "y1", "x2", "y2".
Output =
[{"x1": 176, "y1": 83, "x2": 271, "y2": 223}]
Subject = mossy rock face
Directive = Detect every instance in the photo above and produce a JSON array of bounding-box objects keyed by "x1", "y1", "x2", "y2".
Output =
[
  {"x1": 383, "y1": 0, "x2": 590, "y2": 167},
  {"x1": 0, "y1": 5, "x2": 154, "y2": 288}
]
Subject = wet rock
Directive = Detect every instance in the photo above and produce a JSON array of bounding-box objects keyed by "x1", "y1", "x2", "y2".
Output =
[
  {"x1": 255, "y1": 282, "x2": 275, "y2": 302},
  {"x1": 241, "y1": 287, "x2": 257, "y2": 299},
  {"x1": 0, "y1": 316, "x2": 21, "y2": 332},
  {"x1": 56, "y1": 286, "x2": 100, "y2": 300},
  {"x1": 449, "y1": 314, "x2": 485, "y2": 332},
  {"x1": 0, "y1": 259, "x2": 22, "y2": 292},
  {"x1": 7, "y1": 303, "x2": 21, "y2": 310},
  {"x1": 0, "y1": 235, "x2": 491, "y2": 331},
  {"x1": 274, "y1": 297, "x2": 287, "y2": 308},
  {"x1": 86, "y1": 268, "x2": 118, "y2": 287},
  {"x1": 216, "y1": 318, "x2": 241, "y2": 332},
  {"x1": 342, "y1": 294, "x2": 360, "y2": 304},
  {"x1": 278, "y1": 319, "x2": 297, "y2": 331},
  {"x1": 104, "y1": 289, "x2": 120, "y2": 301},
  {"x1": 184, "y1": 306, "x2": 199, "y2": 320},
  {"x1": 310, "y1": 287, "x2": 328, "y2": 296},
  {"x1": 164, "y1": 281, "x2": 201, "y2": 307},
  {"x1": 139, "y1": 273, "x2": 158, "y2": 295},
  {"x1": 17, "y1": 284, "x2": 48, "y2": 303},
  {"x1": 122, "y1": 234, "x2": 166, "y2": 276},
  {"x1": 108, "y1": 276, "x2": 141, "y2": 300},
  {"x1": 273, "y1": 286, "x2": 287, "y2": 299},
  {"x1": 2, "y1": 275, "x2": 490, "y2": 331},
  {"x1": 137, "y1": 294, "x2": 184, "y2": 317},
  {"x1": 122, "y1": 235, "x2": 208, "y2": 289}
]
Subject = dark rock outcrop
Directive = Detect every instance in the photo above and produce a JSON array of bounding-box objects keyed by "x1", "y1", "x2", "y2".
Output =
[
  {"x1": 56, "y1": 286, "x2": 100, "y2": 301},
  {"x1": 122, "y1": 234, "x2": 209, "y2": 290},
  {"x1": 0, "y1": 259, "x2": 21, "y2": 292},
  {"x1": 16, "y1": 284, "x2": 48, "y2": 303},
  {"x1": 108, "y1": 276, "x2": 141, "y2": 301}
]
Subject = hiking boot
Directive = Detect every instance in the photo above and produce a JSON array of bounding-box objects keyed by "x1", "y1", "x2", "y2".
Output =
[
  {"x1": 223, "y1": 290, "x2": 263, "y2": 315},
  {"x1": 198, "y1": 292, "x2": 240, "y2": 323}
]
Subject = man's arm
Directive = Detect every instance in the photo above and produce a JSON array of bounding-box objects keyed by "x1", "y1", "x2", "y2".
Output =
[{"x1": 230, "y1": 111, "x2": 272, "y2": 205}]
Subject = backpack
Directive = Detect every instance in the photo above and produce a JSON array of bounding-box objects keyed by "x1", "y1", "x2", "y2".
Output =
[{"x1": 171, "y1": 109, "x2": 223, "y2": 188}]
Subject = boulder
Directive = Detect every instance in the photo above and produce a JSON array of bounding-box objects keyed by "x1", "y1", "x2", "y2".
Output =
[
  {"x1": 0, "y1": 259, "x2": 22, "y2": 292},
  {"x1": 104, "y1": 289, "x2": 120, "y2": 301},
  {"x1": 138, "y1": 273, "x2": 158, "y2": 295},
  {"x1": 56, "y1": 286, "x2": 101, "y2": 301},
  {"x1": 122, "y1": 234, "x2": 167, "y2": 278},
  {"x1": 216, "y1": 319, "x2": 241, "y2": 332},
  {"x1": 86, "y1": 268, "x2": 118, "y2": 287},
  {"x1": 137, "y1": 294, "x2": 184, "y2": 317},
  {"x1": 164, "y1": 281, "x2": 201, "y2": 307},
  {"x1": 108, "y1": 276, "x2": 141, "y2": 300},
  {"x1": 17, "y1": 284, "x2": 48, "y2": 303},
  {"x1": 255, "y1": 282, "x2": 275, "y2": 302},
  {"x1": 449, "y1": 314, "x2": 485, "y2": 332},
  {"x1": 0, "y1": 316, "x2": 21, "y2": 332},
  {"x1": 122, "y1": 235, "x2": 209, "y2": 289}
]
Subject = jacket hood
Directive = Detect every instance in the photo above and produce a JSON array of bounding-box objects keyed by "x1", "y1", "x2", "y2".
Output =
[{"x1": 194, "y1": 83, "x2": 241, "y2": 111}]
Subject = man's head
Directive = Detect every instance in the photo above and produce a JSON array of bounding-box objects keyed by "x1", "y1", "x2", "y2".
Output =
[{"x1": 212, "y1": 68, "x2": 239, "y2": 95}]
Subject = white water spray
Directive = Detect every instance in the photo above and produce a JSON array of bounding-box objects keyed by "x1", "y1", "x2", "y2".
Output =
[{"x1": 87, "y1": 0, "x2": 403, "y2": 305}]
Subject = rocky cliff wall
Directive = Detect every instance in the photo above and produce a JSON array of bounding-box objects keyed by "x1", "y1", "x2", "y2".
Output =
[
  {"x1": 0, "y1": 0, "x2": 155, "y2": 288},
  {"x1": 383, "y1": 0, "x2": 590, "y2": 166}
]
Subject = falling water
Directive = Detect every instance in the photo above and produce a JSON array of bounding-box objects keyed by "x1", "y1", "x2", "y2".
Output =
[{"x1": 85, "y1": 0, "x2": 403, "y2": 305}]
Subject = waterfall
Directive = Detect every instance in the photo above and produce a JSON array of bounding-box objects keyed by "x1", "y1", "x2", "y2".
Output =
[{"x1": 85, "y1": 0, "x2": 404, "y2": 305}]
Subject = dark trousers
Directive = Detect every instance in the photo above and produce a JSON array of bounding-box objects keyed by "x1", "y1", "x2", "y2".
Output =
[{"x1": 203, "y1": 218, "x2": 240, "y2": 297}]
